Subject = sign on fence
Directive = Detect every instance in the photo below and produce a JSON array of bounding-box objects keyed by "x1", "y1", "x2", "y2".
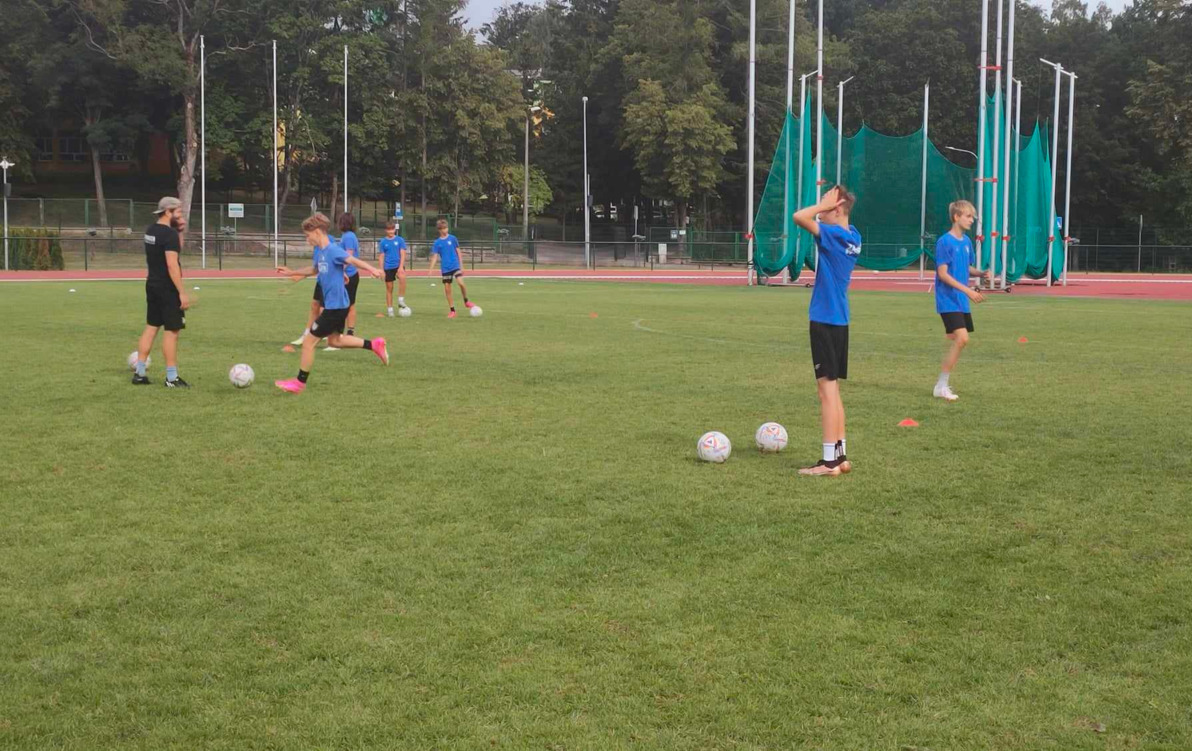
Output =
[
  {"x1": 228, "y1": 203, "x2": 245, "y2": 219},
  {"x1": 394, "y1": 202, "x2": 404, "y2": 221}
]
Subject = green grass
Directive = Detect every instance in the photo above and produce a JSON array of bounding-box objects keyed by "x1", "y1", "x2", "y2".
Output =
[{"x1": 2, "y1": 279, "x2": 1191, "y2": 749}]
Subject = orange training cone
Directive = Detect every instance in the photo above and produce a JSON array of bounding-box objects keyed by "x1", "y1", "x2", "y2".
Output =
[
  {"x1": 898, "y1": 418, "x2": 920, "y2": 427},
  {"x1": 1018, "y1": 336, "x2": 1028, "y2": 343}
]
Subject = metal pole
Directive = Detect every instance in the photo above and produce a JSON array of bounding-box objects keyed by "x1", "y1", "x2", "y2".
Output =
[
  {"x1": 988, "y1": 0, "x2": 1004, "y2": 284},
  {"x1": 796, "y1": 72, "x2": 810, "y2": 266},
  {"x1": 746, "y1": 0, "x2": 757, "y2": 285},
  {"x1": 201, "y1": 35, "x2": 206, "y2": 269},
  {"x1": 523, "y1": 111, "x2": 530, "y2": 245},
  {"x1": 919, "y1": 83, "x2": 929, "y2": 281},
  {"x1": 783, "y1": 0, "x2": 796, "y2": 284},
  {"x1": 1, "y1": 159, "x2": 11, "y2": 271},
  {"x1": 273, "y1": 40, "x2": 279, "y2": 266},
  {"x1": 1043, "y1": 59, "x2": 1062, "y2": 287},
  {"x1": 1062, "y1": 71, "x2": 1076, "y2": 286},
  {"x1": 583, "y1": 96, "x2": 590, "y2": 270},
  {"x1": 1137, "y1": 214, "x2": 1142, "y2": 272},
  {"x1": 1013, "y1": 78, "x2": 1022, "y2": 280},
  {"x1": 835, "y1": 77, "x2": 853, "y2": 186},
  {"x1": 999, "y1": 0, "x2": 1016, "y2": 289},
  {"x1": 814, "y1": 0, "x2": 823, "y2": 274},
  {"x1": 974, "y1": 0, "x2": 990, "y2": 276},
  {"x1": 343, "y1": 45, "x2": 348, "y2": 215}
]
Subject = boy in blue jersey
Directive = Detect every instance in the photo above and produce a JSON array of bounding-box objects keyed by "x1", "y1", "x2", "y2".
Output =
[
  {"x1": 274, "y1": 213, "x2": 389, "y2": 394},
  {"x1": 792, "y1": 185, "x2": 863, "y2": 477},
  {"x1": 427, "y1": 218, "x2": 475, "y2": 318},
  {"x1": 933, "y1": 200, "x2": 990, "y2": 401},
  {"x1": 378, "y1": 219, "x2": 409, "y2": 316},
  {"x1": 287, "y1": 211, "x2": 361, "y2": 349}
]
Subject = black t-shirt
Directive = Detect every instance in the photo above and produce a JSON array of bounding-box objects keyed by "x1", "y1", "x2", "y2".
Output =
[{"x1": 144, "y1": 222, "x2": 181, "y2": 283}]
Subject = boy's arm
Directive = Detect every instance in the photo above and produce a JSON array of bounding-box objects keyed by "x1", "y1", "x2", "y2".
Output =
[
  {"x1": 275, "y1": 264, "x2": 317, "y2": 282},
  {"x1": 344, "y1": 254, "x2": 383, "y2": 279},
  {"x1": 792, "y1": 187, "x2": 843, "y2": 237},
  {"x1": 937, "y1": 263, "x2": 985, "y2": 302},
  {"x1": 427, "y1": 250, "x2": 439, "y2": 275}
]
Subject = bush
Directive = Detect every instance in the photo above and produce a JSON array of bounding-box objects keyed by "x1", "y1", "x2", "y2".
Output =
[{"x1": 9, "y1": 228, "x2": 64, "y2": 270}]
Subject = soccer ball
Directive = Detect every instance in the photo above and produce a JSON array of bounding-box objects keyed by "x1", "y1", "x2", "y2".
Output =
[
  {"x1": 697, "y1": 431, "x2": 732, "y2": 463},
  {"x1": 399, "y1": 306, "x2": 413, "y2": 318},
  {"x1": 229, "y1": 363, "x2": 255, "y2": 389},
  {"x1": 755, "y1": 422, "x2": 789, "y2": 453},
  {"x1": 469, "y1": 305, "x2": 483, "y2": 318},
  {"x1": 127, "y1": 351, "x2": 150, "y2": 371}
]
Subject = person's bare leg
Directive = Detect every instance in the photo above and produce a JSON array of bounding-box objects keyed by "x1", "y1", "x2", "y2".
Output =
[
  {"x1": 385, "y1": 280, "x2": 394, "y2": 309},
  {"x1": 162, "y1": 330, "x2": 179, "y2": 368},
  {"x1": 306, "y1": 299, "x2": 320, "y2": 330},
  {"x1": 398, "y1": 270, "x2": 407, "y2": 300},
  {"x1": 457, "y1": 277, "x2": 469, "y2": 300},
  {"x1": 301, "y1": 334, "x2": 318, "y2": 371},
  {"x1": 346, "y1": 304, "x2": 357, "y2": 331},
  {"x1": 801, "y1": 378, "x2": 844, "y2": 476},
  {"x1": 936, "y1": 330, "x2": 968, "y2": 400},
  {"x1": 137, "y1": 325, "x2": 158, "y2": 362},
  {"x1": 444, "y1": 281, "x2": 455, "y2": 311}
]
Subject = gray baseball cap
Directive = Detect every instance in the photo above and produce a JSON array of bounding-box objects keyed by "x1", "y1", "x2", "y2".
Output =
[{"x1": 153, "y1": 196, "x2": 182, "y2": 215}]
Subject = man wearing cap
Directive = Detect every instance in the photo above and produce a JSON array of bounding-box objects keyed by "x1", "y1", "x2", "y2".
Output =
[{"x1": 132, "y1": 197, "x2": 190, "y2": 387}]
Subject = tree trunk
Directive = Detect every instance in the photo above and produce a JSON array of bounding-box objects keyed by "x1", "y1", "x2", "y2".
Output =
[
  {"x1": 453, "y1": 148, "x2": 461, "y2": 219},
  {"x1": 420, "y1": 110, "x2": 428, "y2": 241},
  {"x1": 676, "y1": 200, "x2": 688, "y2": 232},
  {"x1": 279, "y1": 143, "x2": 293, "y2": 209},
  {"x1": 85, "y1": 110, "x2": 109, "y2": 229},
  {"x1": 177, "y1": 45, "x2": 199, "y2": 222},
  {"x1": 329, "y1": 172, "x2": 339, "y2": 219}
]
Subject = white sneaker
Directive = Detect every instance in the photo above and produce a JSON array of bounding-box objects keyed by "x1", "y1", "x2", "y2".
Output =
[
  {"x1": 324, "y1": 344, "x2": 340, "y2": 351},
  {"x1": 387, "y1": 308, "x2": 395, "y2": 317},
  {"x1": 933, "y1": 385, "x2": 959, "y2": 401},
  {"x1": 290, "y1": 335, "x2": 306, "y2": 346}
]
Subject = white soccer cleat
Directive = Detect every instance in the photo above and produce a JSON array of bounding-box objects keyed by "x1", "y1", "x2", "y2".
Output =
[
  {"x1": 933, "y1": 385, "x2": 959, "y2": 402},
  {"x1": 290, "y1": 335, "x2": 306, "y2": 346}
]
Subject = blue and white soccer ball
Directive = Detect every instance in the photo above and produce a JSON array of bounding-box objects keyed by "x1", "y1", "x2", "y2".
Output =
[
  {"x1": 469, "y1": 305, "x2": 483, "y2": 318},
  {"x1": 399, "y1": 306, "x2": 413, "y2": 318},
  {"x1": 697, "y1": 431, "x2": 732, "y2": 463},
  {"x1": 127, "y1": 351, "x2": 150, "y2": 371},
  {"x1": 229, "y1": 363, "x2": 255, "y2": 389},
  {"x1": 755, "y1": 422, "x2": 789, "y2": 453}
]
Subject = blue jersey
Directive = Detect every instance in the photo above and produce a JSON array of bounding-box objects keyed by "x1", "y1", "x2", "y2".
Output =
[
  {"x1": 378, "y1": 236, "x2": 407, "y2": 270},
  {"x1": 432, "y1": 234, "x2": 461, "y2": 273},
  {"x1": 340, "y1": 231, "x2": 360, "y2": 277},
  {"x1": 314, "y1": 241, "x2": 351, "y2": 310},
  {"x1": 809, "y1": 222, "x2": 863, "y2": 326},
  {"x1": 934, "y1": 232, "x2": 973, "y2": 313}
]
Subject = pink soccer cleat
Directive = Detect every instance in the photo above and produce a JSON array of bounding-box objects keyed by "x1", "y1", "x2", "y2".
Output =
[
  {"x1": 371, "y1": 338, "x2": 389, "y2": 365},
  {"x1": 465, "y1": 301, "x2": 476, "y2": 309},
  {"x1": 274, "y1": 378, "x2": 306, "y2": 394},
  {"x1": 448, "y1": 310, "x2": 457, "y2": 319}
]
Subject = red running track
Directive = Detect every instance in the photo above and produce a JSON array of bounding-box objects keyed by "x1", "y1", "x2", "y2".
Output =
[{"x1": 3, "y1": 268, "x2": 1190, "y2": 301}]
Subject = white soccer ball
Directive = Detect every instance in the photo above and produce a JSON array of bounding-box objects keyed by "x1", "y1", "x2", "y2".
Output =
[
  {"x1": 755, "y1": 422, "x2": 789, "y2": 453},
  {"x1": 697, "y1": 431, "x2": 732, "y2": 463},
  {"x1": 127, "y1": 351, "x2": 150, "y2": 371},
  {"x1": 229, "y1": 363, "x2": 255, "y2": 389},
  {"x1": 469, "y1": 305, "x2": 483, "y2": 317},
  {"x1": 399, "y1": 306, "x2": 413, "y2": 318}
]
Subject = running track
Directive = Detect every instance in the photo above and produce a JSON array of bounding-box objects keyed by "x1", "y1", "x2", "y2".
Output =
[{"x1": 2, "y1": 268, "x2": 1190, "y2": 301}]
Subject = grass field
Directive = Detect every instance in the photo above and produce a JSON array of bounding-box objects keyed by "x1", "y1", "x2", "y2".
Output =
[{"x1": 2, "y1": 278, "x2": 1191, "y2": 749}]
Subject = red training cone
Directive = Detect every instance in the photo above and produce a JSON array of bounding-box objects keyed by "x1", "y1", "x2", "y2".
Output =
[
  {"x1": 282, "y1": 345, "x2": 296, "y2": 353},
  {"x1": 898, "y1": 418, "x2": 920, "y2": 427},
  {"x1": 590, "y1": 312, "x2": 599, "y2": 318},
  {"x1": 1018, "y1": 336, "x2": 1028, "y2": 343}
]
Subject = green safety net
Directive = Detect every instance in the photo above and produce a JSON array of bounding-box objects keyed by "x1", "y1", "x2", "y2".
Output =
[{"x1": 754, "y1": 94, "x2": 1063, "y2": 283}]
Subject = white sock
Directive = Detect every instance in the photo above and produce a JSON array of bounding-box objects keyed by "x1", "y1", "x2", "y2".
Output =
[
  {"x1": 388, "y1": 306, "x2": 394, "y2": 313},
  {"x1": 302, "y1": 328, "x2": 310, "y2": 337},
  {"x1": 936, "y1": 372, "x2": 950, "y2": 389},
  {"x1": 839, "y1": 438, "x2": 847, "y2": 457},
  {"x1": 398, "y1": 297, "x2": 405, "y2": 305},
  {"x1": 823, "y1": 443, "x2": 836, "y2": 462}
]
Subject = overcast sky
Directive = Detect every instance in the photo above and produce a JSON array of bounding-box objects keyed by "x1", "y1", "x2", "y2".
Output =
[{"x1": 464, "y1": 0, "x2": 1135, "y2": 33}]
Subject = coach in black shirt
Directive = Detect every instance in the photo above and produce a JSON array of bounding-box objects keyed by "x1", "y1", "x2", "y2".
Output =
[{"x1": 131, "y1": 196, "x2": 191, "y2": 387}]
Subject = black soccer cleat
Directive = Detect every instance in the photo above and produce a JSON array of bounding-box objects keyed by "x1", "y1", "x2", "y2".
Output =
[
  {"x1": 131, "y1": 374, "x2": 152, "y2": 385},
  {"x1": 164, "y1": 378, "x2": 191, "y2": 389}
]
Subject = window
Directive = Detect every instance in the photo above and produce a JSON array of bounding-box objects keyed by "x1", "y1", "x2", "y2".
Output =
[
  {"x1": 34, "y1": 136, "x2": 54, "y2": 161},
  {"x1": 57, "y1": 135, "x2": 87, "y2": 162}
]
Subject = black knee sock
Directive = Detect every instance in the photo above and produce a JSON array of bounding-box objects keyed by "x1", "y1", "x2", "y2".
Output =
[
  {"x1": 346, "y1": 327, "x2": 355, "y2": 336},
  {"x1": 362, "y1": 339, "x2": 372, "y2": 351},
  {"x1": 297, "y1": 370, "x2": 310, "y2": 383},
  {"x1": 463, "y1": 296, "x2": 469, "y2": 303},
  {"x1": 450, "y1": 306, "x2": 456, "y2": 312}
]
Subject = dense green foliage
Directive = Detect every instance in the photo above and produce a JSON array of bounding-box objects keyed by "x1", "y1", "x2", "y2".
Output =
[{"x1": 0, "y1": 0, "x2": 1189, "y2": 229}]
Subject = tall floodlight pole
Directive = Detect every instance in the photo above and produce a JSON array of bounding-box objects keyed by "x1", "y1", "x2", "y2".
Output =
[
  {"x1": 796, "y1": 70, "x2": 816, "y2": 265},
  {"x1": 200, "y1": 35, "x2": 206, "y2": 269},
  {"x1": 1, "y1": 157, "x2": 13, "y2": 271},
  {"x1": 988, "y1": 0, "x2": 1005, "y2": 286},
  {"x1": 523, "y1": 110, "x2": 530, "y2": 243},
  {"x1": 813, "y1": 0, "x2": 824, "y2": 274},
  {"x1": 999, "y1": 0, "x2": 1016, "y2": 289},
  {"x1": 582, "y1": 96, "x2": 590, "y2": 270},
  {"x1": 1062, "y1": 70, "x2": 1076, "y2": 286},
  {"x1": 782, "y1": 0, "x2": 796, "y2": 284},
  {"x1": 343, "y1": 45, "x2": 349, "y2": 216},
  {"x1": 746, "y1": 0, "x2": 757, "y2": 285},
  {"x1": 919, "y1": 83, "x2": 929, "y2": 281},
  {"x1": 272, "y1": 39, "x2": 279, "y2": 266},
  {"x1": 1013, "y1": 78, "x2": 1022, "y2": 281},
  {"x1": 1042, "y1": 59, "x2": 1062, "y2": 287},
  {"x1": 974, "y1": 0, "x2": 990, "y2": 276},
  {"x1": 836, "y1": 77, "x2": 855, "y2": 185}
]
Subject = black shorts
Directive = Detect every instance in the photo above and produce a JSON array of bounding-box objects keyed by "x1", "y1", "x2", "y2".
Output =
[
  {"x1": 809, "y1": 321, "x2": 849, "y2": 381},
  {"x1": 385, "y1": 268, "x2": 402, "y2": 283},
  {"x1": 313, "y1": 281, "x2": 323, "y2": 304},
  {"x1": 441, "y1": 270, "x2": 463, "y2": 284},
  {"x1": 346, "y1": 273, "x2": 360, "y2": 304},
  {"x1": 310, "y1": 308, "x2": 350, "y2": 339},
  {"x1": 146, "y1": 282, "x2": 185, "y2": 332},
  {"x1": 941, "y1": 312, "x2": 974, "y2": 334}
]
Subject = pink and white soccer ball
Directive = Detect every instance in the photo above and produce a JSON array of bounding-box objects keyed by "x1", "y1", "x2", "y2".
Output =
[
  {"x1": 754, "y1": 422, "x2": 789, "y2": 453},
  {"x1": 229, "y1": 363, "x2": 255, "y2": 388},
  {"x1": 127, "y1": 351, "x2": 150, "y2": 371},
  {"x1": 697, "y1": 431, "x2": 732, "y2": 463}
]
